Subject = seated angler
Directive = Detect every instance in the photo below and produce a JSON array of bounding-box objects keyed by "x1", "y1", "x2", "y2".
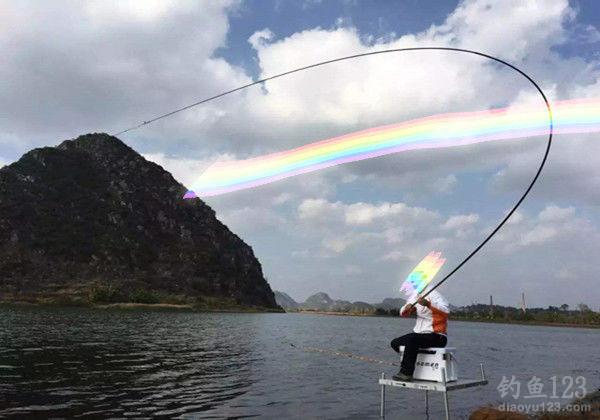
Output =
[{"x1": 390, "y1": 289, "x2": 449, "y2": 381}]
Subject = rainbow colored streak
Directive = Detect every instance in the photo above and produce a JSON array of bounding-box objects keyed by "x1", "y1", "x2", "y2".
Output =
[
  {"x1": 184, "y1": 98, "x2": 600, "y2": 198},
  {"x1": 400, "y1": 251, "x2": 446, "y2": 297}
]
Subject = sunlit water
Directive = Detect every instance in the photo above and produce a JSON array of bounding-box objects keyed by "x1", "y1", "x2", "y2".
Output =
[{"x1": 1, "y1": 305, "x2": 598, "y2": 419}]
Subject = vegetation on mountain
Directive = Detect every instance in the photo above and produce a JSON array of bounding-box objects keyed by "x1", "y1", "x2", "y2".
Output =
[{"x1": 0, "y1": 133, "x2": 280, "y2": 311}]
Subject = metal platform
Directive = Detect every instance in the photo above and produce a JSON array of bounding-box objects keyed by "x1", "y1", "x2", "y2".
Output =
[{"x1": 378, "y1": 364, "x2": 488, "y2": 419}]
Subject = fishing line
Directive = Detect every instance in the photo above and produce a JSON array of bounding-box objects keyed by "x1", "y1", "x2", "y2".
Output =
[
  {"x1": 287, "y1": 342, "x2": 399, "y2": 367},
  {"x1": 112, "y1": 47, "x2": 553, "y2": 294}
]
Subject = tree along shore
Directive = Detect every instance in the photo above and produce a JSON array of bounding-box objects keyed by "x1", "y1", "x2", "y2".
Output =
[{"x1": 293, "y1": 305, "x2": 600, "y2": 328}]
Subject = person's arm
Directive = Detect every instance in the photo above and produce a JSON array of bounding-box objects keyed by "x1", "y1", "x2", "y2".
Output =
[
  {"x1": 418, "y1": 296, "x2": 449, "y2": 314},
  {"x1": 400, "y1": 302, "x2": 416, "y2": 317}
]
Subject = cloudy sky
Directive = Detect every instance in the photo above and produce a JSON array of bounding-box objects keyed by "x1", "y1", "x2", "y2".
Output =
[{"x1": 2, "y1": 0, "x2": 599, "y2": 308}]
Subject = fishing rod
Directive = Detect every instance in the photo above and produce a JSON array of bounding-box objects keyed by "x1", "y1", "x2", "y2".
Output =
[{"x1": 113, "y1": 47, "x2": 553, "y2": 292}]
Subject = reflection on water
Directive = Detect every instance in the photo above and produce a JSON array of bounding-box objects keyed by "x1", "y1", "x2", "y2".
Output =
[{"x1": 1, "y1": 305, "x2": 599, "y2": 419}]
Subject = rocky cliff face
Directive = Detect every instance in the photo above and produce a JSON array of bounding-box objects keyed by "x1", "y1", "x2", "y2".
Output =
[{"x1": 0, "y1": 133, "x2": 279, "y2": 309}]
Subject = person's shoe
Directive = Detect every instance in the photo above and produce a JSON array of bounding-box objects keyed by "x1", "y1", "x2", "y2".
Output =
[{"x1": 392, "y1": 371, "x2": 413, "y2": 382}]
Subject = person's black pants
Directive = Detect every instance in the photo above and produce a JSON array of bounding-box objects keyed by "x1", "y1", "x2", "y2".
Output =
[{"x1": 390, "y1": 332, "x2": 447, "y2": 376}]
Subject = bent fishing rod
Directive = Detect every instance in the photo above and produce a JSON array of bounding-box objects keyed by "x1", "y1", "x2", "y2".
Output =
[{"x1": 112, "y1": 47, "x2": 553, "y2": 295}]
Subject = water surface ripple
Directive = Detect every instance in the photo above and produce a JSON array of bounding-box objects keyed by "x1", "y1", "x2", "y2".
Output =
[{"x1": 1, "y1": 305, "x2": 598, "y2": 419}]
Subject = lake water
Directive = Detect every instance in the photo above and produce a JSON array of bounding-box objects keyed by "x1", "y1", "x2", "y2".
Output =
[{"x1": 1, "y1": 305, "x2": 599, "y2": 419}]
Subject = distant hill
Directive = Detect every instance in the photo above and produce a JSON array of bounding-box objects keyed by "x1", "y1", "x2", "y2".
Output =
[
  {"x1": 274, "y1": 291, "x2": 299, "y2": 310},
  {"x1": 291, "y1": 292, "x2": 405, "y2": 315},
  {"x1": 301, "y1": 292, "x2": 335, "y2": 311},
  {"x1": 373, "y1": 297, "x2": 406, "y2": 311},
  {"x1": 0, "y1": 133, "x2": 279, "y2": 310}
]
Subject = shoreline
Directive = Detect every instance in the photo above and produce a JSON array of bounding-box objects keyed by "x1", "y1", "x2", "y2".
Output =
[
  {"x1": 0, "y1": 300, "x2": 284, "y2": 313},
  {"x1": 292, "y1": 309, "x2": 600, "y2": 329},
  {"x1": 1, "y1": 302, "x2": 596, "y2": 326},
  {"x1": 294, "y1": 309, "x2": 378, "y2": 317},
  {"x1": 451, "y1": 316, "x2": 600, "y2": 329}
]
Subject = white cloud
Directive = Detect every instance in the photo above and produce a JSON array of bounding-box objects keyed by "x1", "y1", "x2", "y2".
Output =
[
  {"x1": 491, "y1": 132, "x2": 600, "y2": 206},
  {"x1": 433, "y1": 174, "x2": 458, "y2": 194},
  {"x1": 248, "y1": 28, "x2": 275, "y2": 49},
  {"x1": 323, "y1": 236, "x2": 355, "y2": 253},
  {"x1": 442, "y1": 213, "x2": 480, "y2": 230},
  {"x1": 272, "y1": 192, "x2": 293, "y2": 205},
  {"x1": 241, "y1": 0, "x2": 576, "y2": 144},
  {"x1": 297, "y1": 198, "x2": 441, "y2": 256},
  {"x1": 507, "y1": 210, "x2": 524, "y2": 225},
  {"x1": 520, "y1": 225, "x2": 558, "y2": 246},
  {"x1": 297, "y1": 199, "x2": 438, "y2": 228},
  {"x1": 143, "y1": 152, "x2": 236, "y2": 188},
  {"x1": 538, "y1": 205, "x2": 575, "y2": 222},
  {"x1": 0, "y1": 0, "x2": 246, "y2": 152},
  {"x1": 218, "y1": 206, "x2": 286, "y2": 231},
  {"x1": 442, "y1": 213, "x2": 480, "y2": 239},
  {"x1": 431, "y1": 0, "x2": 574, "y2": 61},
  {"x1": 85, "y1": 0, "x2": 192, "y2": 22},
  {"x1": 298, "y1": 198, "x2": 342, "y2": 222},
  {"x1": 489, "y1": 205, "x2": 594, "y2": 250},
  {"x1": 344, "y1": 202, "x2": 407, "y2": 225}
]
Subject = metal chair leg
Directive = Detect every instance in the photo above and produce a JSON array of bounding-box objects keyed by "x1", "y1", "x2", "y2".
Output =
[
  {"x1": 442, "y1": 367, "x2": 450, "y2": 420},
  {"x1": 380, "y1": 372, "x2": 385, "y2": 418}
]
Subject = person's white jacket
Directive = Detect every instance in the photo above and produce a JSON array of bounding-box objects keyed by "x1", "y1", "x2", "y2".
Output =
[{"x1": 400, "y1": 290, "x2": 450, "y2": 335}]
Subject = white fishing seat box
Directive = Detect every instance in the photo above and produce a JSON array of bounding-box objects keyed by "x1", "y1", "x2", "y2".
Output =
[{"x1": 399, "y1": 346, "x2": 458, "y2": 382}]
